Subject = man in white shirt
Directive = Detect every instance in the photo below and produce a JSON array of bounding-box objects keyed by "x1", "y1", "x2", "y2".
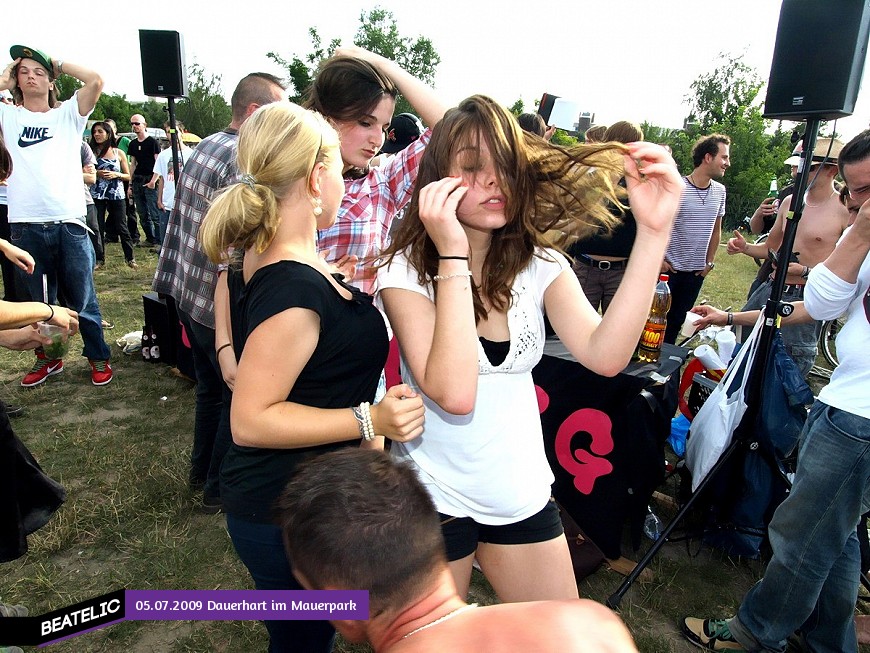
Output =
[
  {"x1": 684, "y1": 129, "x2": 870, "y2": 653},
  {"x1": 0, "y1": 44, "x2": 113, "y2": 386},
  {"x1": 152, "y1": 120, "x2": 191, "y2": 248}
]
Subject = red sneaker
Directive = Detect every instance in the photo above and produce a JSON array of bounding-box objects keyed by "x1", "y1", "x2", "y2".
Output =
[
  {"x1": 21, "y1": 351, "x2": 64, "y2": 387},
  {"x1": 89, "y1": 360, "x2": 113, "y2": 386}
]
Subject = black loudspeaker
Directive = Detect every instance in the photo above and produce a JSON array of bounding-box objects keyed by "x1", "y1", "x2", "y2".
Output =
[
  {"x1": 764, "y1": 0, "x2": 870, "y2": 120},
  {"x1": 139, "y1": 30, "x2": 188, "y2": 97}
]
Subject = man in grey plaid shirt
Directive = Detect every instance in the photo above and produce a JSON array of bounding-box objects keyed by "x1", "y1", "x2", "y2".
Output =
[{"x1": 153, "y1": 72, "x2": 285, "y2": 513}]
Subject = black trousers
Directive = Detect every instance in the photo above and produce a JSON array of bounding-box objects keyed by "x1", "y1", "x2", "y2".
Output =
[{"x1": 664, "y1": 269, "x2": 705, "y2": 344}]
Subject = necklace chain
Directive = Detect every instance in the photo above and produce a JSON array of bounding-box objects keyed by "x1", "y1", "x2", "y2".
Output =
[
  {"x1": 687, "y1": 174, "x2": 711, "y2": 205},
  {"x1": 402, "y1": 603, "x2": 478, "y2": 639}
]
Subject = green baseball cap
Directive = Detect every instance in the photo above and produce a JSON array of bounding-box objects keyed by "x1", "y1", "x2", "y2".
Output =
[{"x1": 9, "y1": 45, "x2": 53, "y2": 77}]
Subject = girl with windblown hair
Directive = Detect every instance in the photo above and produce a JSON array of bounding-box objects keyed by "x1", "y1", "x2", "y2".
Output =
[{"x1": 377, "y1": 95, "x2": 683, "y2": 603}]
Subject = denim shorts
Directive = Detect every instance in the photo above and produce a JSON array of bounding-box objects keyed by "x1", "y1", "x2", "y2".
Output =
[{"x1": 438, "y1": 498, "x2": 563, "y2": 561}]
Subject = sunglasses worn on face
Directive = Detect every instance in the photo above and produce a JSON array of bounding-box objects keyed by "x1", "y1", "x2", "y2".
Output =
[{"x1": 131, "y1": 122, "x2": 142, "y2": 126}]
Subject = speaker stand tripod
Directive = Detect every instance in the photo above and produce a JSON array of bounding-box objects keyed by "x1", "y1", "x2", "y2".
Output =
[{"x1": 606, "y1": 119, "x2": 823, "y2": 610}]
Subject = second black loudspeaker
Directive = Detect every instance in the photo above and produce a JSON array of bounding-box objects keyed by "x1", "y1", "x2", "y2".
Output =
[
  {"x1": 764, "y1": 0, "x2": 870, "y2": 120},
  {"x1": 139, "y1": 30, "x2": 188, "y2": 97}
]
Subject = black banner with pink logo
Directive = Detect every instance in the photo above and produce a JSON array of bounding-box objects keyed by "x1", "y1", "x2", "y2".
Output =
[{"x1": 533, "y1": 344, "x2": 686, "y2": 559}]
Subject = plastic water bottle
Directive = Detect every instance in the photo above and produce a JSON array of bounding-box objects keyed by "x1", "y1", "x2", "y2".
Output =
[
  {"x1": 637, "y1": 274, "x2": 672, "y2": 363},
  {"x1": 644, "y1": 507, "x2": 663, "y2": 541}
]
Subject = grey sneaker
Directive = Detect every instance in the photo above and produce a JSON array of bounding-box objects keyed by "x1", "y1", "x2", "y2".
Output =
[{"x1": 0, "y1": 602, "x2": 28, "y2": 617}]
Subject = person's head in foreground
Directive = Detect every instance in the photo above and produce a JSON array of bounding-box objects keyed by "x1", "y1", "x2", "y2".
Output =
[{"x1": 277, "y1": 449, "x2": 638, "y2": 652}]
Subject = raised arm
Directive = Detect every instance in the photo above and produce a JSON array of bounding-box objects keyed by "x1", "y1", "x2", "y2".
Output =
[
  {"x1": 379, "y1": 178, "x2": 479, "y2": 414},
  {"x1": 52, "y1": 59, "x2": 102, "y2": 116},
  {"x1": 334, "y1": 46, "x2": 447, "y2": 126},
  {"x1": 548, "y1": 142, "x2": 683, "y2": 376}
]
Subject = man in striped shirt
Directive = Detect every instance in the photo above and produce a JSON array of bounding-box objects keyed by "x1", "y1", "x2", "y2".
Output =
[{"x1": 663, "y1": 134, "x2": 730, "y2": 343}]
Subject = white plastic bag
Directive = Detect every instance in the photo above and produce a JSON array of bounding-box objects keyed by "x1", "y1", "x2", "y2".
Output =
[{"x1": 685, "y1": 314, "x2": 764, "y2": 491}]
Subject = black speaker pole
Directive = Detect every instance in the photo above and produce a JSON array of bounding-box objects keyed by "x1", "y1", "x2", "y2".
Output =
[
  {"x1": 606, "y1": 120, "x2": 822, "y2": 610},
  {"x1": 166, "y1": 97, "x2": 181, "y2": 185}
]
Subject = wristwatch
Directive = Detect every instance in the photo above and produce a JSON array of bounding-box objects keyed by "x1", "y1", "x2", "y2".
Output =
[{"x1": 706, "y1": 261, "x2": 716, "y2": 270}]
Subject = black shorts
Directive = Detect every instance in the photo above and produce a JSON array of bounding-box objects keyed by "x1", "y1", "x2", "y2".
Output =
[{"x1": 438, "y1": 499, "x2": 563, "y2": 561}]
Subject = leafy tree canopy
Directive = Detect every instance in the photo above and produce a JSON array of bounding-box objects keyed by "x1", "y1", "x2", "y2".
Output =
[
  {"x1": 651, "y1": 53, "x2": 795, "y2": 230},
  {"x1": 267, "y1": 6, "x2": 441, "y2": 118}
]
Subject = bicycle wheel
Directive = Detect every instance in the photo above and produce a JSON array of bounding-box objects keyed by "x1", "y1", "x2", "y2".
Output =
[{"x1": 819, "y1": 315, "x2": 846, "y2": 368}]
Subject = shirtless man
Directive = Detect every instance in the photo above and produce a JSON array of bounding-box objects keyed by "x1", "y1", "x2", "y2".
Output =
[
  {"x1": 277, "y1": 449, "x2": 638, "y2": 653},
  {"x1": 726, "y1": 138, "x2": 849, "y2": 376}
]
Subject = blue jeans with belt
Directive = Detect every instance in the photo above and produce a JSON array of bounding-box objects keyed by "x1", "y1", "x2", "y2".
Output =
[
  {"x1": 729, "y1": 401, "x2": 870, "y2": 653},
  {"x1": 11, "y1": 221, "x2": 110, "y2": 361}
]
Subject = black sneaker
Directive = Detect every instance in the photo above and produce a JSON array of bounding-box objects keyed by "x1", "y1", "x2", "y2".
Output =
[
  {"x1": 200, "y1": 495, "x2": 222, "y2": 515},
  {"x1": 5, "y1": 404, "x2": 24, "y2": 418}
]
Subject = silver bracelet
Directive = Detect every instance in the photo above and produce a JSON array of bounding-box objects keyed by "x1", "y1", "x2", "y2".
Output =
[
  {"x1": 55, "y1": 59, "x2": 64, "y2": 74},
  {"x1": 433, "y1": 271, "x2": 472, "y2": 282}
]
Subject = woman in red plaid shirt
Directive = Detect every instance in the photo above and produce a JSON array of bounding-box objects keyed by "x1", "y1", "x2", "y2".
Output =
[{"x1": 305, "y1": 46, "x2": 447, "y2": 294}]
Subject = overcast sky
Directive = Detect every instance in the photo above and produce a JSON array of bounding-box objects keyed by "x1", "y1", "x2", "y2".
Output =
[{"x1": 4, "y1": 0, "x2": 870, "y2": 140}]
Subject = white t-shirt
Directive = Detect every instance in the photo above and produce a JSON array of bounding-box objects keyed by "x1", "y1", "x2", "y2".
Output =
[
  {"x1": 0, "y1": 93, "x2": 91, "y2": 222},
  {"x1": 804, "y1": 234, "x2": 870, "y2": 420},
  {"x1": 154, "y1": 144, "x2": 190, "y2": 211},
  {"x1": 376, "y1": 247, "x2": 568, "y2": 524}
]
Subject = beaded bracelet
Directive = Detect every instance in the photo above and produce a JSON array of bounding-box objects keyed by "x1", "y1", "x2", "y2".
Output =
[
  {"x1": 433, "y1": 271, "x2": 473, "y2": 282},
  {"x1": 352, "y1": 402, "x2": 376, "y2": 441}
]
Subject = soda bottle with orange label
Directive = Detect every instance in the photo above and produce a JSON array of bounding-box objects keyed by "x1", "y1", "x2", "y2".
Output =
[{"x1": 637, "y1": 274, "x2": 671, "y2": 363}]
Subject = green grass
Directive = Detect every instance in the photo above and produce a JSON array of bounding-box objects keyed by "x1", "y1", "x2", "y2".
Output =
[{"x1": 0, "y1": 241, "x2": 857, "y2": 652}]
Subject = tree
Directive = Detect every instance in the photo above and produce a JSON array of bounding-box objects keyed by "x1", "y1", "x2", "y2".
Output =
[
  {"x1": 53, "y1": 74, "x2": 82, "y2": 103},
  {"x1": 686, "y1": 53, "x2": 763, "y2": 132},
  {"x1": 174, "y1": 63, "x2": 232, "y2": 137},
  {"x1": 508, "y1": 98, "x2": 525, "y2": 116},
  {"x1": 267, "y1": 6, "x2": 441, "y2": 118},
  {"x1": 267, "y1": 27, "x2": 340, "y2": 103},
  {"x1": 92, "y1": 93, "x2": 137, "y2": 124},
  {"x1": 656, "y1": 53, "x2": 795, "y2": 230}
]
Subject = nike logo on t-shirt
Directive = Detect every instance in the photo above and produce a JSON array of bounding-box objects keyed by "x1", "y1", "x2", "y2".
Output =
[{"x1": 18, "y1": 126, "x2": 53, "y2": 148}]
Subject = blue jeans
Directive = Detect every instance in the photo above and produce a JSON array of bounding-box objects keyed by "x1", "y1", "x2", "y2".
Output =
[
  {"x1": 226, "y1": 515, "x2": 336, "y2": 653},
  {"x1": 11, "y1": 221, "x2": 110, "y2": 361},
  {"x1": 743, "y1": 280, "x2": 820, "y2": 378},
  {"x1": 158, "y1": 208, "x2": 171, "y2": 246},
  {"x1": 131, "y1": 178, "x2": 159, "y2": 244},
  {"x1": 729, "y1": 401, "x2": 870, "y2": 653}
]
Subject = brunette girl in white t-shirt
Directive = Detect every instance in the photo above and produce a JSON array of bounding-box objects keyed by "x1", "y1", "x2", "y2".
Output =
[{"x1": 377, "y1": 95, "x2": 682, "y2": 602}]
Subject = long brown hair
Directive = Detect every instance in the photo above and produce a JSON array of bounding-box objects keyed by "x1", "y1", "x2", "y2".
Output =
[
  {"x1": 0, "y1": 128, "x2": 11, "y2": 181},
  {"x1": 381, "y1": 95, "x2": 626, "y2": 322}
]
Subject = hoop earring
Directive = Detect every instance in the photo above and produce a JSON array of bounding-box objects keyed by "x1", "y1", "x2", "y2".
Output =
[{"x1": 313, "y1": 197, "x2": 323, "y2": 217}]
